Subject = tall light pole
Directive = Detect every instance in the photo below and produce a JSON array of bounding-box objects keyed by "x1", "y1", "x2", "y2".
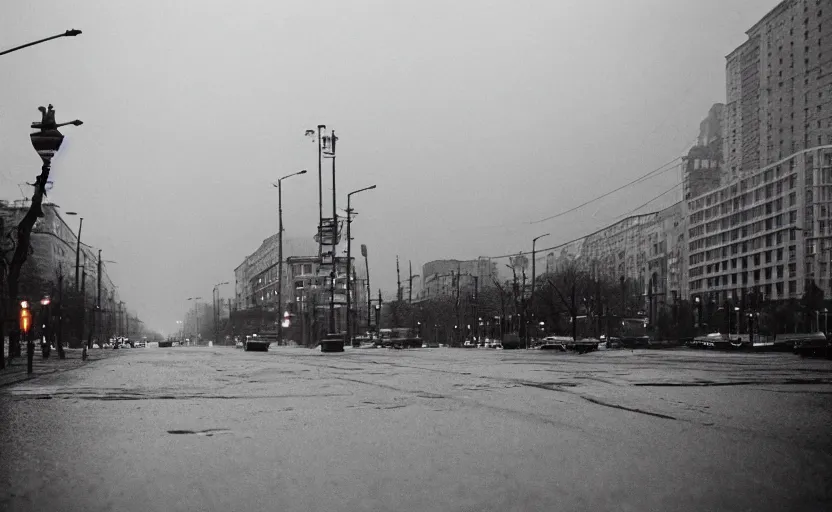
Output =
[
  {"x1": 305, "y1": 125, "x2": 326, "y2": 260},
  {"x1": 322, "y1": 130, "x2": 339, "y2": 333},
  {"x1": 117, "y1": 301, "x2": 125, "y2": 338},
  {"x1": 530, "y1": 233, "x2": 549, "y2": 346},
  {"x1": 0, "y1": 29, "x2": 82, "y2": 56},
  {"x1": 64, "y1": 212, "x2": 83, "y2": 290},
  {"x1": 362, "y1": 244, "x2": 371, "y2": 334},
  {"x1": 408, "y1": 261, "x2": 420, "y2": 304},
  {"x1": 176, "y1": 320, "x2": 183, "y2": 342},
  {"x1": 187, "y1": 297, "x2": 202, "y2": 345},
  {"x1": 94, "y1": 253, "x2": 116, "y2": 348},
  {"x1": 273, "y1": 169, "x2": 307, "y2": 342},
  {"x1": 212, "y1": 282, "x2": 228, "y2": 346},
  {"x1": 345, "y1": 185, "x2": 377, "y2": 344}
]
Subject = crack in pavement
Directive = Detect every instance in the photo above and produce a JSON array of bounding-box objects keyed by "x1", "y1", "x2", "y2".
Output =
[
  {"x1": 579, "y1": 396, "x2": 677, "y2": 420},
  {"x1": 9, "y1": 391, "x2": 351, "y2": 401},
  {"x1": 633, "y1": 378, "x2": 832, "y2": 387},
  {"x1": 167, "y1": 428, "x2": 232, "y2": 436}
]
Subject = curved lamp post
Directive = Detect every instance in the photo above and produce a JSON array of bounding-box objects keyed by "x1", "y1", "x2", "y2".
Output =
[
  {"x1": 0, "y1": 29, "x2": 81, "y2": 56},
  {"x1": 273, "y1": 170, "x2": 307, "y2": 343},
  {"x1": 345, "y1": 185, "x2": 377, "y2": 346}
]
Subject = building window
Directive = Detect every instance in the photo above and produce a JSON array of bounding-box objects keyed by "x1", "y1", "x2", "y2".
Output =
[{"x1": 789, "y1": 280, "x2": 797, "y2": 294}]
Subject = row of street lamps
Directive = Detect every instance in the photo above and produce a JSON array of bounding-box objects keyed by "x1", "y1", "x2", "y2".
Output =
[
  {"x1": 1, "y1": 29, "x2": 136, "y2": 358},
  {"x1": 182, "y1": 127, "x2": 378, "y2": 350}
]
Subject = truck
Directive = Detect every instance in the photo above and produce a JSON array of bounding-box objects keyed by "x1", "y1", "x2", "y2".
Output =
[{"x1": 378, "y1": 328, "x2": 422, "y2": 349}]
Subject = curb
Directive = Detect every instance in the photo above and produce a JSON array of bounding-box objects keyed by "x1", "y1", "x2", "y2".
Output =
[{"x1": 0, "y1": 350, "x2": 122, "y2": 389}]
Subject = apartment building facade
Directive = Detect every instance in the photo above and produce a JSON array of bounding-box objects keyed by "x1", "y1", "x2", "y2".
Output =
[
  {"x1": 687, "y1": 146, "x2": 832, "y2": 303},
  {"x1": 724, "y1": 0, "x2": 832, "y2": 180},
  {"x1": 686, "y1": 0, "x2": 832, "y2": 305},
  {"x1": 0, "y1": 201, "x2": 119, "y2": 304}
]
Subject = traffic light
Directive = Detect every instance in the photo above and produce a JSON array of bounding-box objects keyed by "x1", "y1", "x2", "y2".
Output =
[
  {"x1": 281, "y1": 311, "x2": 292, "y2": 328},
  {"x1": 19, "y1": 301, "x2": 32, "y2": 334}
]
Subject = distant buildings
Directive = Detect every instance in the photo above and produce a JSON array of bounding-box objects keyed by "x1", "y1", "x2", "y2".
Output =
[
  {"x1": 233, "y1": 235, "x2": 317, "y2": 311},
  {"x1": 232, "y1": 234, "x2": 367, "y2": 337},
  {"x1": 420, "y1": 257, "x2": 497, "y2": 301}
]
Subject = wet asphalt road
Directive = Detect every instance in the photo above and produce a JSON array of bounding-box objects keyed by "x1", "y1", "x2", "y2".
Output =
[{"x1": 1, "y1": 346, "x2": 831, "y2": 511}]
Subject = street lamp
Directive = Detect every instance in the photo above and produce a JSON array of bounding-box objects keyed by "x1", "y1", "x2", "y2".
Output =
[
  {"x1": 1, "y1": 29, "x2": 82, "y2": 56},
  {"x1": 345, "y1": 185, "x2": 377, "y2": 345},
  {"x1": 187, "y1": 297, "x2": 203, "y2": 345},
  {"x1": 530, "y1": 233, "x2": 549, "y2": 347},
  {"x1": 305, "y1": 125, "x2": 326, "y2": 260},
  {"x1": 63, "y1": 212, "x2": 85, "y2": 291},
  {"x1": 273, "y1": 170, "x2": 307, "y2": 343},
  {"x1": 321, "y1": 129, "x2": 340, "y2": 335},
  {"x1": 212, "y1": 282, "x2": 229, "y2": 346}
]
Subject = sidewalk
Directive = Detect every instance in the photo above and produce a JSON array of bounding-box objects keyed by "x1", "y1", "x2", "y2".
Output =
[{"x1": 0, "y1": 347, "x2": 121, "y2": 388}]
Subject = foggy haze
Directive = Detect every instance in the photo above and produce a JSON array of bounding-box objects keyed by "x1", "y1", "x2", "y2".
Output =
[{"x1": 1, "y1": 0, "x2": 780, "y2": 334}]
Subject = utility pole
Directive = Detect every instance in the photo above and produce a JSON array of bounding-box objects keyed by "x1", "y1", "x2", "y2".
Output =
[
  {"x1": 74, "y1": 217, "x2": 83, "y2": 291},
  {"x1": 346, "y1": 200, "x2": 352, "y2": 343},
  {"x1": 278, "y1": 177, "x2": 284, "y2": 341},
  {"x1": 344, "y1": 185, "x2": 376, "y2": 344},
  {"x1": 80, "y1": 258, "x2": 86, "y2": 347},
  {"x1": 227, "y1": 298, "x2": 233, "y2": 345},
  {"x1": 455, "y1": 263, "x2": 462, "y2": 343},
  {"x1": 472, "y1": 275, "x2": 479, "y2": 334},
  {"x1": 521, "y1": 260, "x2": 528, "y2": 348},
  {"x1": 530, "y1": 234, "x2": 549, "y2": 343},
  {"x1": 408, "y1": 261, "x2": 420, "y2": 304},
  {"x1": 324, "y1": 130, "x2": 338, "y2": 335},
  {"x1": 57, "y1": 272, "x2": 64, "y2": 358},
  {"x1": 274, "y1": 170, "x2": 306, "y2": 342},
  {"x1": 317, "y1": 125, "x2": 325, "y2": 260},
  {"x1": 377, "y1": 289, "x2": 383, "y2": 330},
  {"x1": 118, "y1": 301, "x2": 125, "y2": 338},
  {"x1": 96, "y1": 250, "x2": 101, "y2": 347},
  {"x1": 396, "y1": 256, "x2": 402, "y2": 302},
  {"x1": 362, "y1": 244, "x2": 371, "y2": 335}
]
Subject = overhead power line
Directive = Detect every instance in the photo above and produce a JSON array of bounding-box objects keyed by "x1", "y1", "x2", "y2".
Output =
[
  {"x1": 528, "y1": 155, "x2": 682, "y2": 225},
  {"x1": 616, "y1": 182, "x2": 683, "y2": 220}
]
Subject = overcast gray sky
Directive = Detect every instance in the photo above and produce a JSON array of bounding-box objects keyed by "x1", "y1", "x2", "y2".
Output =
[{"x1": 1, "y1": 0, "x2": 780, "y2": 334}]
